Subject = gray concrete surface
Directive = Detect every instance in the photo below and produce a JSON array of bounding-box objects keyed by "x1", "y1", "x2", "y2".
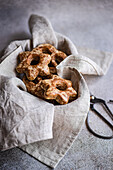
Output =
[{"x1": 0, "y1": 0, "x2": 113, "y2": 169}]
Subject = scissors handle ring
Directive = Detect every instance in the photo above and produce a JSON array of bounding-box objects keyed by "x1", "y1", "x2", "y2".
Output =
[{"x1": 86, "y1": 111, "x2": 113, "y2": 139}]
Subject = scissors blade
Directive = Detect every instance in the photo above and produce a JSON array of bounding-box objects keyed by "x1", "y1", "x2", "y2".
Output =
[
  {"x1": 90, "y1": 105, "x2": 113, "y2": 130},
  {"x1": 103, "y1": 102, "x2": 113, "y2": 120}
]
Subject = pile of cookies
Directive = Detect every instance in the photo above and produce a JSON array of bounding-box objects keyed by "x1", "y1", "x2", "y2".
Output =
[{"x1": 16, "y1": 44, "x2": 77, "y2": 104}]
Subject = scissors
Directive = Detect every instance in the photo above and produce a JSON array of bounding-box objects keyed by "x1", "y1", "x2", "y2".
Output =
[{"x1": 86, "y1": 94, "x2": 113, "y2": 139}]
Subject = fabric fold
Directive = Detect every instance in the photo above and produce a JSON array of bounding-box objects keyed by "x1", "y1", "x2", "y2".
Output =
[
  {"x1": 21, "y1": 68, "x2": 90, "y2": 168},
  {"x1": 29, "y1": 14, "x2": 58, "y2": 48},
  {"x1": 57, "y1": 54, "x2": 104, "y2": 76},
  {"x1": 1, "y1": 40, "x2": 31, "y2": 62},
  {"x1": 0, "y1": 75, "x2": 54, "y2": 151},
  {"x1": 77, "y1": 46, "x2": 113, "y2": 75}
]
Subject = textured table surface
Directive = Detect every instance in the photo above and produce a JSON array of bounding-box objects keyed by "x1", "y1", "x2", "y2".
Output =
[{"x1": 0, "y1": 0, "x2": 113, "y2": 170}]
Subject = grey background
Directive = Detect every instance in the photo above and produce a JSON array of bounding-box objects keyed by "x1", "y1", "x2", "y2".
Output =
[{"x1": 0, "y1": 0, "x2": 113, "y2": 170}]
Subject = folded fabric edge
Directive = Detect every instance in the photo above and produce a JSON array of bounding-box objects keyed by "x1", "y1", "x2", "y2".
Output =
[
  {"x1": 77, "y1": 46, "x2": 113, "y2": 75},
  {"x1": 1, "y1": 133, "x2": 53, "y2": 152},
  {"x1": 1, "y1": 97, "x2": 54, "y2": 151},
  {"x1": 57, "y1": 54, "x2": 104, "y2": 76},
  {"x1": 0, "y1": 46, "x2": 24, "y2": 78},
  {"x1": 20, "y1": 132, "x2": 81, "y2": 168},
  {"x1": 20, "y1": 113, "x2": 89, "y2": 169},
  {"x1": 20, "y1": 70, "x2": 90, "y2": 169},
  {"x1": 1, "y1": 39, "x2": 31, "y2": 62},
  {"x1": 29, "y1": 14, "x2": 58, "y2": 48},
  {"x1": 55, "y1": 32, "x2": 78, "y2": 56}
]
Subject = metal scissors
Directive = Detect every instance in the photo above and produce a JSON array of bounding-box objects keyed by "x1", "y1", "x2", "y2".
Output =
[{"x1": 86, "y1": 94, "x2": 113, "y2": 139}]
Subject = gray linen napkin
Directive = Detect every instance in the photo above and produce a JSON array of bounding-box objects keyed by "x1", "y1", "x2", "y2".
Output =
[
  {"x1": 0, "y1": 46, "x2": 54, "y2": 151},
  {"x1": 0, "y1": 14, "x2": 113, "y2": 168}
]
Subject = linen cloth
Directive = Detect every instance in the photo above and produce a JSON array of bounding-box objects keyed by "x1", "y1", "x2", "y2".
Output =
[{"x1": 0, "y1": 15, "x2": 113, "y2": 168}]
